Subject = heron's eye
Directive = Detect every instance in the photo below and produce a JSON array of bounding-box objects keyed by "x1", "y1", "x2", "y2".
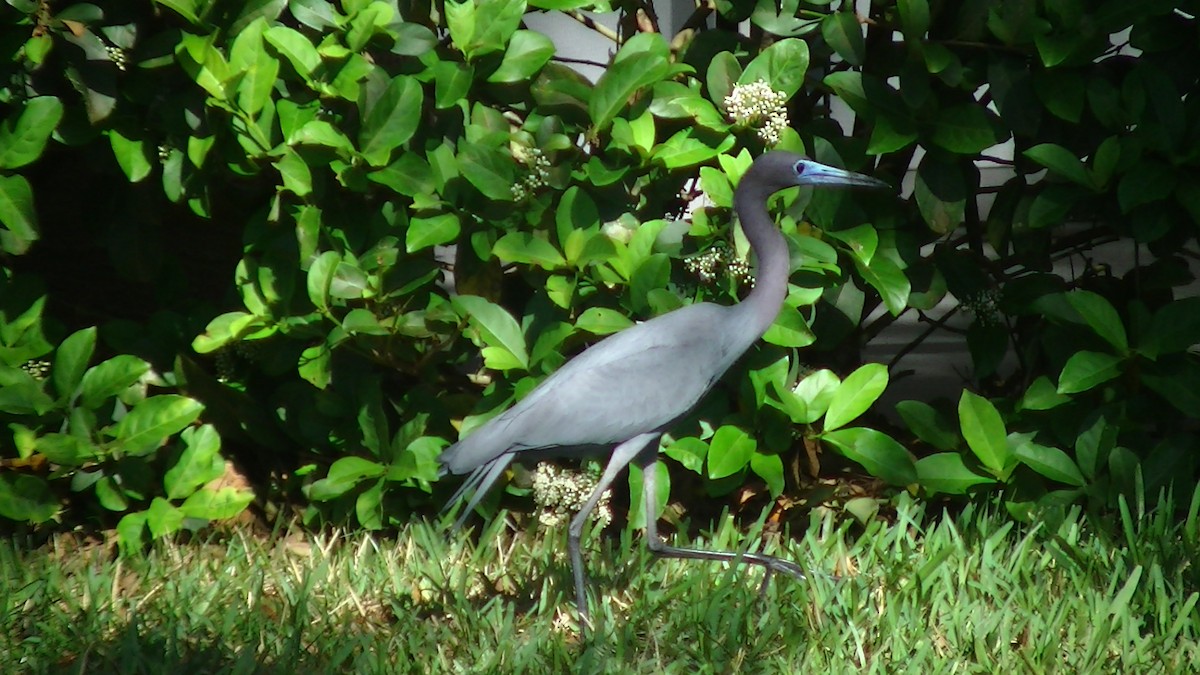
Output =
[{"x1": 793, "y1": 160, "x2": 808, "y2": 177}]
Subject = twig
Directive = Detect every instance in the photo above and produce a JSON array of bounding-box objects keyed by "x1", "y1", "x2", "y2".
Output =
[
  {"x1": 551, "y1": 55, "x2": 611, "y2": 69},
  {"x1": 567, "y1": 10, "x2": 620, "y2": 42}
]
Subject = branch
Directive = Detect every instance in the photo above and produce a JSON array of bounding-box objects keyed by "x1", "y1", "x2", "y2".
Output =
[{"x1": 567, "y1": 10, "x2": 620, "y2": 42}]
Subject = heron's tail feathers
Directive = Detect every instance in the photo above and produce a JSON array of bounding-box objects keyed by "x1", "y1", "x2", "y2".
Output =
[{"x1": 440, "y1": 453, "x2": 514, "y2": 532}]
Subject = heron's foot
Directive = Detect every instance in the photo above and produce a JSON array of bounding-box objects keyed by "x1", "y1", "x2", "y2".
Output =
[
  {"x1": 754, "y1": 553, "x2": 843, "y2": 597},
  {"x1": 751, "y1": 552, "x2": 840, "y2": 582}
]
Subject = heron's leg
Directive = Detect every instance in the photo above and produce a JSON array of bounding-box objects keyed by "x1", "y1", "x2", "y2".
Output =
[
  {"x1": 637, "y1": 452, "x2": 812, "y2": 598},
  {"x1": 567, "y1": 432, "x2": 661, "y2": 628}
]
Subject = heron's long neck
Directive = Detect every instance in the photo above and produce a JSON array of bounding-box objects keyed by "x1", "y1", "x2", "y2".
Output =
[{"x1": 731, "y1": 181, "x2": 789, "y2": 344}]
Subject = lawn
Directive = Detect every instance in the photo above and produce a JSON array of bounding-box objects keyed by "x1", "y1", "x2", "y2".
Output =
[{"x1": 3, "y1": 492, "x2": 1199, "y2": 673}]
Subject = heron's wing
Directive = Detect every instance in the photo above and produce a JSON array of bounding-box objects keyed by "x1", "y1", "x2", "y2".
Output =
[{"x1": 441, "y1": 303, "x2": 741, "y2": 473}]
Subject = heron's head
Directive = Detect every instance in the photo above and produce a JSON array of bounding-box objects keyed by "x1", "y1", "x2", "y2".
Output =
[{"x1": 749, "y1": 151, "x2": 890, "y2": 193}]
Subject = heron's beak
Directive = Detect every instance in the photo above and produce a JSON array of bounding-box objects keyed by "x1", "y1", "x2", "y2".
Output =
[{"x1": 800, "y1": 162, "x2": 890, "y2": 189}]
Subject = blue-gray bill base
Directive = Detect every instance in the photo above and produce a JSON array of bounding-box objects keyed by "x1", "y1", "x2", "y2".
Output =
[{"x1": 439, "y1": 152, "x2": 890, "y2": 628}]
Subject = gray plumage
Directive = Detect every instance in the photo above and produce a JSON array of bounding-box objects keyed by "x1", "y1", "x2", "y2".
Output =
[{"x1": 438, "y1": 151, "x2": 888, "y2": 625}]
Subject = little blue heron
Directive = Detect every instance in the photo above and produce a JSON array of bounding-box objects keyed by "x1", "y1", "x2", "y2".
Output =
[{"x1": 439, "y1": 151, "x2": 888, "y2": 624}]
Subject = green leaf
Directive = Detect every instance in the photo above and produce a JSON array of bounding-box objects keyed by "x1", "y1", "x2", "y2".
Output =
[
  {"x1": 110, "y1": 395, "x2": 205, "y2": 457},
  {"x1": 556, "y1": 185, "x2": 600, "y2": 252},
  {"x1": 80, "y1": 355, "x2": 151, "y2": 409},
  {"x1": 116, "y1": 511, "x2": 146, "y2": 554},
  {"x1": 406, "y1": 212, "x2": 460, "y2": 252},
  {"x1": 0, "y1": 474, "x2": 58, "y2": 523},
  {"x1": 359, "y1": 75, "x2": 423, "y2": 167},
  {"x1": 1057, "y1": 350, "x2": 1122, "y2": 394},
  {"x1": 915, "y1": 452, "x2": 994, "y2": 494},
  {"x1": 0, "y1": 379, "x2": 54, "y2": 415},
  {"x1": 492, "y1": 232, "x2": 565, "y2": 269},
  {"x1": 106, "y1": 127, "x2": 153, "y2": 182},
  {"x1": 0, "y1": 96, "x2": 64, "y2": 170},
  {"x1": 290, "y1": 120, "x2": 354, "y2": 153},
  {"x1": 1118, "y1": 159, "x2": 1176, "y2": 214},
  {"x1": 931, "y1": 105, "x2": 1002, "y2": 154},
  {"x1": 699, "y1": 167, "x2": 733, "y2": 209},
  {"x1": 740, "y1": 38, "x2": 809, "y2": 98},
  {"x1": 299, "y1": 343, "x2": 332, "y2": 389},
  {"x1": 821, "y1": 11, "x2": 865, "y2": 66},
  {"x1": 895, "y1": 400, "x2": 958, "y2": 451},
  {"x1": 164, "y1": 425, "x2": 224, "y2": 500},
  {"x1": 192, "y1": 311, "x2": 256, "y2": 354},
  {"x1": 264, "y1": 25, "x2": 321, "y2": 81},
  {"x1": 1018, "y1": 376, "x2": 1070, "y2": 411},
  {"x1": 868, "y1": 114, "x2": 918, "y2": 155},
  {"x1": 788, "y1": 369, "x2": 840, "y2": 423},
  {"x1": 751, "y1": 0, "x2": 821, "y2": 37},
  {"x1": 1027, "y1": 184, "x2": 1080, "y2": 229},
  {"x1": 627, "y1": 462, "x2": 670, "y2": 530},
  {"x1": 828, "y1": 224, "x2": 878, "y2": 265},
  {"x1": 433, "y1": 61, "x2": 474, "y2": 109},
  {"x1": 664, "y1": 436, "x2": 707, "y2": 473},
  {"x1": 0, "y1": 174, "x2": 38, "y2": 254},
  {"x1": 823, "y1": 71, "x2": 867, "y2": 113},
  {"x1": 229, "y1": 18, "x2": 279, "y2": 115},
  {"x1": 707, "y1": 51, "x2": 741, "y2": 112},
  {"x1": 957, "y1": 390, "x2": 1010, "y2": 475},
  {"x1": 1142, "y1": 297, "x2": 1200, "y2": 357},
  {"x1": 750, "y1": 452, "x2": 785, "y2": 497},
  {"x1": 180, "y1": 487, "x2": 254, "y2": 520},
  {"x1": 1066, "y1": 290, "x2": 1128, "y2": 353},
  {"x1": 762, "y1": 307, "x2": 815, "y2": 348},
  {"x1": 356, "y1": 480, "x2": 384, "y2": 529},
  {"x1": 488, "y1": 30, "x2": 554, "y2": 83},
  {"x1": 370, "y1": 153, "x2": 435, "y2": 197},
  {"x1": 276, "y1": 149, "x2": 312, "y2": 197},
  {"x1": 146, "y1": 497, "x2": 185, "y2": 538},
  {"x1": 822, "y1": 427, "x2": 917, "y2": 486},
  {"x1": 651, "y1": 128, "x2": 736, "y2": 169},
  {"x1": 454, "y1": 295, "x2": 529, "y2": 369},
  {"x1": 345, "y1": 1, "x2": 392, "y2": 51},
  {"x1": 914, "y1": 152, "x2": 966, "y2": 234},
  {"x1": 1024, "y1": 143, "x2": 1094, "y2": 189},
  {"x1": 308, "y1": 456, "x2": 385, "y2": 501},
  {"x1": 1141, "y1": 361, "x2": 1200, "y2": 419},
  {"x1": 458, "y1": 144, "x2": 514, "y2": 201},
  {"x1": 855, "y1": 254, "x2": 910, "y2": 316},
  {"x1": 329, "y1": 260, "x2": 371, "y2": 299},
  {"x1": 1011, "y1": 434, "x2": 1085, "y2": 486},
  {"x1": 589, "y1": 35, "x2": 671, "y2": 132},
  {"x1": 897, "y1": 0, "x2": 930, "y2": 38},
  {"x1": 824, "y1": 363, "x2": 888, "y2": 431},
  {"x1": 152, "y1": 0, "x2": 201, "y2": 24},
  {"x1": 306, "y1": 250, "x2": 340, "y2": 310},
  {"x1": 575, "y1": 307, "x2": 634, "y2": 335},
  {"x1": 707, "y1": 425, "x2": 756, "y2": 479},
  {"x1": 447, "y1": 0, "x2": 526, "y2": 60},
  {"x1": 53, "y1": 327, "x2": 96, "y2": 400},
  {"x1": 35, "y1": 434, "x2": 96, "y2": 466},
  {"x1": 92, "y1": 474, "x2": 128, "y2": 511}
]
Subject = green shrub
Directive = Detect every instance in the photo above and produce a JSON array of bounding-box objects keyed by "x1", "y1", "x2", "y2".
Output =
[{"x1": 1, "y1": 0, "x2": 1198, "y2": 540}]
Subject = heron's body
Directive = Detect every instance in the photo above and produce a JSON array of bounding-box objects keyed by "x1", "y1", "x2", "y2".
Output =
[
  {"x1": 438, "y1": 151, "x2": 887, "y2": 626},
  {"x1": 442, "y1": 302, "x2": 742, "y2": 472}
]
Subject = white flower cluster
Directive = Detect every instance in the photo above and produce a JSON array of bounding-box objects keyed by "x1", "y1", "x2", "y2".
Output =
[
  {"x1": 683, "y1": 242, "x2": 754, "y2": 288},
  {"x1": 511, "y1": 146, "x2": 551, "y2": 201},
  {"x1": 20, "y1": 359, "x2": 51, "y2": 381},
  {"x1": 531, "y1": 463, "x2": 612, "y2": 529},
  {"x1": 724, "y1": 80, "x2": 789, "y2": 146},
  {"x1": 601, "y1": 218, "x2": 636, "y2": 244},
  {"x1": 962, "y1": 288, "x2": 1003, "y2": 326},
  {"x1": 106, "y1": 45, "x2": 129, "y2": 72}
]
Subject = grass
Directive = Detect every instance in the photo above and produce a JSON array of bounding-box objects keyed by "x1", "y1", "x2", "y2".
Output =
[{"x1": 3, "y1": 491, "x2": 1200, "y2": 673}]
